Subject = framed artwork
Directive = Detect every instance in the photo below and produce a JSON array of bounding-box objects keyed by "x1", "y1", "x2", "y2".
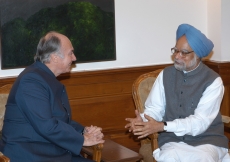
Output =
[{"x1": 0, "y1": 0, "x2": 115, "y2": 69}]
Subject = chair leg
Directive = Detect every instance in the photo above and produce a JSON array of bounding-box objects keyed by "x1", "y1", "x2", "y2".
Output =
[{"x1": 149, "y1": 133, "x2": 158, "y2": 162}]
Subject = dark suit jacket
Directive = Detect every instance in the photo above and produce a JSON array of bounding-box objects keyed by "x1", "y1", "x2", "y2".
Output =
[{"x1": 2, "y1": 61, "x2": 86, "y2": 162}]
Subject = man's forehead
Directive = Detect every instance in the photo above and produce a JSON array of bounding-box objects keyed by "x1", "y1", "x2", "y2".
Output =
[{"x1": 175, "y1": 36, "x2": 192, "y2": 49}]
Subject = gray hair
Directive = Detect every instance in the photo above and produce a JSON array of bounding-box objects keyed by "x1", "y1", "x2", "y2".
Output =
[{"x1": 34, "y1": 31, "x2": 64, "y2": 63}]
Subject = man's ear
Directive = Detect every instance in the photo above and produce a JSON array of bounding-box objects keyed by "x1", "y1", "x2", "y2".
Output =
[{"x1": 50, "y1": 54, "x2": 59, "y2": 63}]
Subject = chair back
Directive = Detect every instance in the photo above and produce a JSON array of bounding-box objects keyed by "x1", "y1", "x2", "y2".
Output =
[
  {"x1": 132, "y1": 69, "x2": 162, "y2": 113},
  {"x1": 0, "y1": 84, "x2": 12, "y2": 162},
  {"x1": 0, "y1": 84, "x2": 12, "y2": 131}
]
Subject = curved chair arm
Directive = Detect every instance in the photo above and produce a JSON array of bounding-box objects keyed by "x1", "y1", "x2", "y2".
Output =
[
  {"x1": 0, "y1": 152, "x2": 10, "y2": 162},
  {"x1": 222, "y1": 115, "x2": 230, "y2": 128},
  {"x1": 82, "y1": 143, "x2": 104, "y2": 162},
  {"x1": 148, "y1": 133, "x2": 159, "y2": 154},
  {"x1": 92, "y1": 143, "x2": 104, "y2": 162}
]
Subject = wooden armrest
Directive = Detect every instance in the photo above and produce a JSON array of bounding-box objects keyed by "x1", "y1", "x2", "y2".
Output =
[
  {"x1": 222, "y1": 115, "x2": 230, "y2": 128},
  {"x1": 148, "y1": 133, "x2": 158, "y2": 151},
  {"x1": 222, "y1": 115, "x2": 230, "y2": 123},
  {"x1": 82, "y1": 143, "x2": 103, "y2": 162},
  {"x1": 148, "y1": 133, "x2": 158, "y2": 162},
  {"x1": 92, "y1": 143, "x2": 103, "y2": 161},
  {"x1": 0, "y1": 152, "x2": 10, "y2": 162}
]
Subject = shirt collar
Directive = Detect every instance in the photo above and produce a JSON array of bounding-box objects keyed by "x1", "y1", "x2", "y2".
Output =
[
  {"x1": 34, "y1": 60, "x2": 56, "y2": 78},
  {"x1": 183, "y1": 61, "x2": 201, "y2": 74}
]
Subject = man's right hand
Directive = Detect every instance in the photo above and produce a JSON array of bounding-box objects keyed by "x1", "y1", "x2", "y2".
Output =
[
  {"x1": 83, "y1": 125, "x2": 105, "y2": 146},
  {"x1": 125, "y1": 110, "x2": 143, "y2": 132}
]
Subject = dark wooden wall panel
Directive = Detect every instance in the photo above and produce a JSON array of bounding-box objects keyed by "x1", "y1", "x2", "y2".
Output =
[
  {"x1": 0, "y1": 61, "x2": 229, "y2": 152},
  {"x1": 204, "y1": 61, "x2": 230, "y2": 147},
  {"x1": 70, "y1": 94, "x2": 136, "y2": 132},
  {"x1": 65, "y1": 80, "x2": 132, "y2": 98}
]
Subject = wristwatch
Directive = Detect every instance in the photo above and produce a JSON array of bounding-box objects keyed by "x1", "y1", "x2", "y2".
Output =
[{"x1": 163, "y1": 121, "x2": 167, "y2": 131}]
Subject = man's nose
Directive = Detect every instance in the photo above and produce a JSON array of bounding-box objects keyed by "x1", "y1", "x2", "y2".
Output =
[{"x1": 72, "y1": 54, "x2": 77, "y2": 61}]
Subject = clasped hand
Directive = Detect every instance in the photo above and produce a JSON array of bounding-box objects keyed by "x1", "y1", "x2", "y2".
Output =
[
  {"x1": 83, "y1": 125, "x2": 105, "y2": 146},
  {"x1": 125, "y1": 110, "x2": 164, "y2": 139}
]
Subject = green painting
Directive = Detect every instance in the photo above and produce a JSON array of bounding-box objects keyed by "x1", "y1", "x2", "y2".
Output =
[{"x1": 0, "y1": 0, "x2": 115, "y2": 69}]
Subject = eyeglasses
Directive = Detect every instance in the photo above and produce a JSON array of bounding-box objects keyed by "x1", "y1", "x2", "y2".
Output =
[{"x1": 171, "y1": 47, "x2": 194, "y2": 58}]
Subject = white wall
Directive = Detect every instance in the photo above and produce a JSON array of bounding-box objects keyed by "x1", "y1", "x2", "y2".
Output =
[
  {"x1": 1, "y1": 0, "x2": 223, "y2": 78},
  {"x1": 207, "y1": 0, "x2": 221, "y2": 61},
  {"x1": 207, "y1": 0, "x2": 230, "y2": 61},
  {"x1": 221, "y1": 0, "x2": 230, "y2": 61}
]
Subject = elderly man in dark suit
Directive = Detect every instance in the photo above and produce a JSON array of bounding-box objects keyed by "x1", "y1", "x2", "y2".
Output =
[{"x1": 1, "y1": 31, "x2": 104, "y2": 162}]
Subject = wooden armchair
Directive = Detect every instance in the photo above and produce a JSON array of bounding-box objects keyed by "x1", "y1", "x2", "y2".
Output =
[
  {"x1": 132, "y1": 69, "x2": 230, "y2": 162},
  {"x1": 132, "y1": 69, "x2": 162, "y2": 162}
]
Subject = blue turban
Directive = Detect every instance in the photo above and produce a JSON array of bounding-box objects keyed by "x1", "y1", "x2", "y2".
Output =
[{"x1": 176, "y1": 24, "x2": 214, "y2": 58}]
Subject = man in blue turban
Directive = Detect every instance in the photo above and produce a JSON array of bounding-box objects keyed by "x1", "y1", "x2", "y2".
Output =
[{"x1": 125, "y1": 24, "x2": 230, "y2": 161}]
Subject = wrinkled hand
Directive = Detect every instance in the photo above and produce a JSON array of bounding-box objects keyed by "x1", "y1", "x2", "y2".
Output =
[
  {"x1": 83, "y1": 125, "x2": 105, "y2": 146},
  {"x1": 133, "y1": 114, "x2": 164, "y2": 139},
  {"x1": 125, "y1": 110, "x2": 143, "y2": 132}
]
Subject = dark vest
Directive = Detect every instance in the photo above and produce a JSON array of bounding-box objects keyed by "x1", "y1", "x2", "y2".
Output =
[{"x1": 158, "y1": 62, "x2": 228, "y2": 149}]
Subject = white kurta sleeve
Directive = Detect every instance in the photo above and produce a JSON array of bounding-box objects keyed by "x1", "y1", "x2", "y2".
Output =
[{"x1": 140, "y1": 70, "x2": 166, "y2": 122}]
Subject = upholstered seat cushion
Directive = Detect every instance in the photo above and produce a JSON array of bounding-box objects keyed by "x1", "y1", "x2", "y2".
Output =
[{"x1": 138, "y1": 77, "x2": 156, "y2": 110}]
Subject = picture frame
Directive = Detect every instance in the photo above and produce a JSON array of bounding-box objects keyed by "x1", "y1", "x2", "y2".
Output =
[{"x1": 0, "y1": 0, "x2": 116, "y2": 69}]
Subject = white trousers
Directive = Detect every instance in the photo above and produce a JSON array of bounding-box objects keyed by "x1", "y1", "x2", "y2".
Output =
[{"x1": 153, "y1": 142, "x2": 230, "y2": 162}]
